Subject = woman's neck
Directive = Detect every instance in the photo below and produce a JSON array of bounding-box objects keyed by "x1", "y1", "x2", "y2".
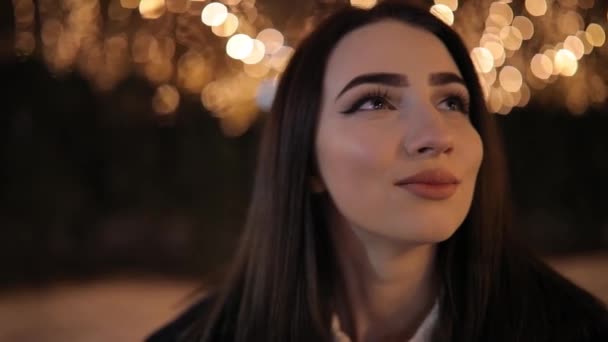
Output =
[{"x1": 332, "y1": 215, "x2": 439, "y2": 342}]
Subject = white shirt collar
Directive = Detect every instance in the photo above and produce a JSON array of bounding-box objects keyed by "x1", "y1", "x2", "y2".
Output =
[{"x1": 330, "y1": 300, "x2": 439, "y2": 342}]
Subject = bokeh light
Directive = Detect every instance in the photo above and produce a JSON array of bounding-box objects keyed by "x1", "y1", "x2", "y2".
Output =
[
  {"x1": 226, "y1": 34, "x2": 254, "y2": 60},
  {"x1": 257, "y1": 28, "x2": 284, "y2": 55},
  {"x1": 585, "y1": 23, "x2": 606, "y2": 47},
  {"x1": 470, "y1": 47, "x2": 494, "y2": 73},
  {"x1": 489, "y1": 2, "x2": 514, "y2": 28},
  {"x1": 211, "y1": 13, "x2": 239, "y2": 37},
  {"x1": 564, "y1": 35, "x2": 584, "y2": 60},
  {"x1": 430, "y1": 4, "x2": 454, "y2": 26},
  {"x1": 350, "y1": 0, "x2": 377, "y2": 10},
  {"x1": 120, "y1": 0, "x2": 139, "y2": 9},
  {"x1": 558, "y1": 10, "x2": 584, "y2": 36},
  {"x1": 500, "y1": 26, "x2": 523, "y2": 51},
  {"x1": 269, "y1": 45, "x2": 295, "y2": 72},
  {"x1": 434, "y1": 0, "x2": 458, "y2": 12},
  {"x1": 525, "y1": 0, "x2": 548, "y2": 17},
  {"x1": 242, "y1": 39, "x2": 266, "y2": 65},
  {"x1": 499, "y1": 66, "x2": 523, "y2": 93},
  {"x1": 153, "y1": 84, "x2": 180, "y2": 115},
  {"x1": 512, "y1": 16, "x2": 534, "y2": 40},
  {"x1": 531, "y1": 53, "x2": 553, "y2": 80},
  {"x1": 202, "y1": 2, "x2": 228, "y2": 27},
  {"x1": 139, "y1": 0, "x2": 166, "y2": 20},
  {"x1": 554, "y1": 49, "x2": 578, "y2": 77}
]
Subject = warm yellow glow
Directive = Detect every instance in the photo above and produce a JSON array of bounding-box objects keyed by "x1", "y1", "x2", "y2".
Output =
[
  {"x1": 166, "y1": 0, "x2": 190, "y2": 13},
  {"x1": 177, "y1": 51, "x2": 213, "y2": 94},
  {"x1": 350, "y1": 0, "x2": 377, "y2": 9},
  {"x1": 483, "y1": 67, "x2": 497, "y2": 87},
  {"x1": 483, "y1": 41, "x2": 505, "y2": 62},
  {"x1": 270, "y1": 45, "x2": 295, "y2": 72},
  {"x1": 499, "y1": 66, "x2": 523, "y2": 93},
  {"x1": 434, "y1": 0, "x2": 458, "y2": 11},
  {"x1": 430, "y1": 4, "x2": 454, "y2": 26},
  {"x1": 257, "y1": 28, "x2": 284, "y2": 55},
  {"x1": 585, "y1": 23, "x2": 606, "y2": 47},
  {"x1": 530, "y1": 53, "x2": 553, "y2": 80},
  {"x1": 153, "y1": 84, "x2": 180, "y2": 115},
  {"x1": 223, "y1": 0, "x2": 243, "y2": 5},
  {"x1": 121, "y1": 0, "x2": 139, "y2": 9},
  {"x1": 139, "y1": 0, "x2": 165, "y2": 19},
  {"x1": 512, "y1": 16, "x2": 534, "y2": 40},
  {"x1": 554, "y1": 49, "x2": 578, "y2": 77},
  {"x1": 489, "y1": 2, "x2": 513, "y2": 27},
  {"x1": 517, "y1": 83, "x2": 531, "y2": 107},
  {"x1": 145, "y1": 59, "x2": 173, "y2": 84},
  {"x1": 564, "y1": 35, "x2": 584, "y2": 60},
  {"x1": 244, "y1": 59, "x2": 271, "y2": 78},
  {"x1": 470, "y1": 47, "x2": 494, "y2": 73},
  {"x1": 202, "y1": 2, "x2": 228, "y2": 27},
  {"x1": 242, "y1": 39, "x2": 266, "y2": 65},
  {"x1": 500, "y1": 26, "x2": 523, "y2": 51},
  {"x1": 488, "y1": 87, "x2": 503, "y2": 113},
  {"x1": 525, "y1": 0, "x2": 547, "y2": 17},
  {"x1": 226, "y1": 34, "x2": 254, "y2": 60},
  {"x1": 576, "y1": 30, "x2": 594, "y2": 55},
  {"x1": 211, "y1": 13, "x2": 239, "y2": 37},
  {"x1": 558, "y1": 11, "x2": 584, "y2": 36}
]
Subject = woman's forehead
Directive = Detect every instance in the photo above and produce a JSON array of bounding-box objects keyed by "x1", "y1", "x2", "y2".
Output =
[{"x1": 323, "y1": 20, "x2": 462, "y2": 95}]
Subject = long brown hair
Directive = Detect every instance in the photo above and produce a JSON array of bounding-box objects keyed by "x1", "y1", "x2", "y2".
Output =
[{"x1": 188, "y1": 2, "x2": 607, "y2": 341}]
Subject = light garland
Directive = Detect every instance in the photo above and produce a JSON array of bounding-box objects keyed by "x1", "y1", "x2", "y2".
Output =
[{"x1": 11, "y1": 0, "x2": 608, "y2": 136}]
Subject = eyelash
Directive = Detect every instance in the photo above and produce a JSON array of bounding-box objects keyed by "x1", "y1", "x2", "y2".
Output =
[
  {"x1": 440, "y1": 90, "x2": 470, "y2": 115},
  {"x1": 340, "y1": 88, "x2": 396, "y2": 114}
]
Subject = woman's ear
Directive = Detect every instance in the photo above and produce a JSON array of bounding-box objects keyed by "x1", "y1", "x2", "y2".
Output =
[{"x1": 310, "y1": 176, "x2": 326, "y2": 193}]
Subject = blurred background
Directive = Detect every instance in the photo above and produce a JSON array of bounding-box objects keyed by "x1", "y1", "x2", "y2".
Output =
[{"x1": 1, "y1": 0, "x2": 607, "y2": 341}]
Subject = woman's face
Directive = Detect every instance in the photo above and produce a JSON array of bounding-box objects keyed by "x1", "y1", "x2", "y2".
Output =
[{"x1": 315, "y1": 20, "x2": 483, "y2": 245}]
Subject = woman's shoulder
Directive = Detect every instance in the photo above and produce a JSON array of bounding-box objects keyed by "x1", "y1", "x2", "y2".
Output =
[
  {"x1": 522, "y1": 257, "x2": 608, "y2": 341},
  {"x1": 144, "y1": 295, "x2": 216, "y2": 342}
]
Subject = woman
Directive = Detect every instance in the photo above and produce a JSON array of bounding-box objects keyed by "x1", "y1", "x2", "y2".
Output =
[{"x1": 147, "y1": 1, "x2": 607, "y2": 341}]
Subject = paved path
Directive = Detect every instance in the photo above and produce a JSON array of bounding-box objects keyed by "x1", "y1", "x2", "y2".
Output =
[{"x1": 0, "y1": 253, "x2": 605, "y2": 342}]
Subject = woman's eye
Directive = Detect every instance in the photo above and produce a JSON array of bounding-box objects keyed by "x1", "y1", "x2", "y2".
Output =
[
  {"x1": 342, "y1": 96, "x2": 396, "y2": 114},
  {"x1": 362, "y1": 97, "x2": 392, "y2": 110},
  {"x1": 439, "y1": 96, "x2": 469, "y2": 114}
]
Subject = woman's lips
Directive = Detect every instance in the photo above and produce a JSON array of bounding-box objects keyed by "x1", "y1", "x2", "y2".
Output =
[
  {"x1": 398, "y1": 182, "x2": 458, "y2": 200},
  {"x1": 395, "y1": 169, "x2": 460, "y2": 200}
]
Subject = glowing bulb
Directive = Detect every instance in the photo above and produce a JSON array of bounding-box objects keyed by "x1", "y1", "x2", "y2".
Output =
[
  {"x1": 512, "y1": 16, "x2": 534, "y2": 40},
  {"x1": 153, "y1": 84, "x2": 180, "y2": 115},
  {"x1": 257, "y1": 28, "x2": 284, "y2": 55},
  {"x1": 530, "y1": 53, "x2": 553, "y2": 80},
  {"x1": 564, "y1": 35, "x2": 584, "y2": 60},
  {"x1": 226, "y1": 34, "x2": 254, "y2": 60},
  {"x1": 585, "y1": 23, "x2": 606, "y2": 47},
  {"x1": 470, "y1": 47, "x2": 494, "y2": 73},
  {"x1": 434, "y1": 0, "x2": 458, "y2": 11},
  {"x1": 500, "y1": 26, "x2": 523, "y2": 51},
  {"x1": 499, "y1": 66, "x2": 523, "y2": 92},
  {"x1": 576, "y1": 30, "x2": 594, "y2": 55},
  {"x1": 242, "y1": 39, "x2": 266, "y2": 65},
  {"x1": 430, "y1": 4, "x2": 454, "y2": 26},
  {"x1": 202, "y1": 2, "x2": 228, "y2": 27},
  {"x1": 525, "y1": 0, "x2": 547, "y2": 17},
  {"x1": 211, "y1": 13, "x2": 239, "y2": 37},
  {"x1": 139, "y1": 0, "x2": 165, "y2": 19},
  {"x1": 489, "y1": 2, "x2": 513, "y2": 27},
  {"x1": 350, "y1": 0, "x2": 377, "y2": 9},
  {"x1": 554, "y1": 49, "x2": 578, "y2": 76}
]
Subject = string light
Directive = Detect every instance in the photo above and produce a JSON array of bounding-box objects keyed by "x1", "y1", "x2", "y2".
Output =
[
  {"x1": 226, "y1": 34, "x2": 254, "y2": 60},
  {"x1": 139, "y1": 0, "x2": 165, "y2": 20},
  {"x1": 211, "y1": 13, "x2": 239, "y2": 37},
  {"x1": 525, "y1": 0, "x2": 548, "y2": 17},
  {"x1": 430, "y1": 4, "x2": 454, "y2": 26}
]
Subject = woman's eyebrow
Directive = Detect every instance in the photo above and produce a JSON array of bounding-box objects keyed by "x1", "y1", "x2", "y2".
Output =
[
  {"x1": 335, "y1": 72, "x2": 409, "y2": 101},
  {"x1": 429, "y1": 72, "x2": 465, "y2": 86}
]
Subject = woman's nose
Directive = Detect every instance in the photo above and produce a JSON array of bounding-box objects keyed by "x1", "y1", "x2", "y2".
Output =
[{"x1": 402, "y1": 106, "x2": 454, "y2": 158}]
